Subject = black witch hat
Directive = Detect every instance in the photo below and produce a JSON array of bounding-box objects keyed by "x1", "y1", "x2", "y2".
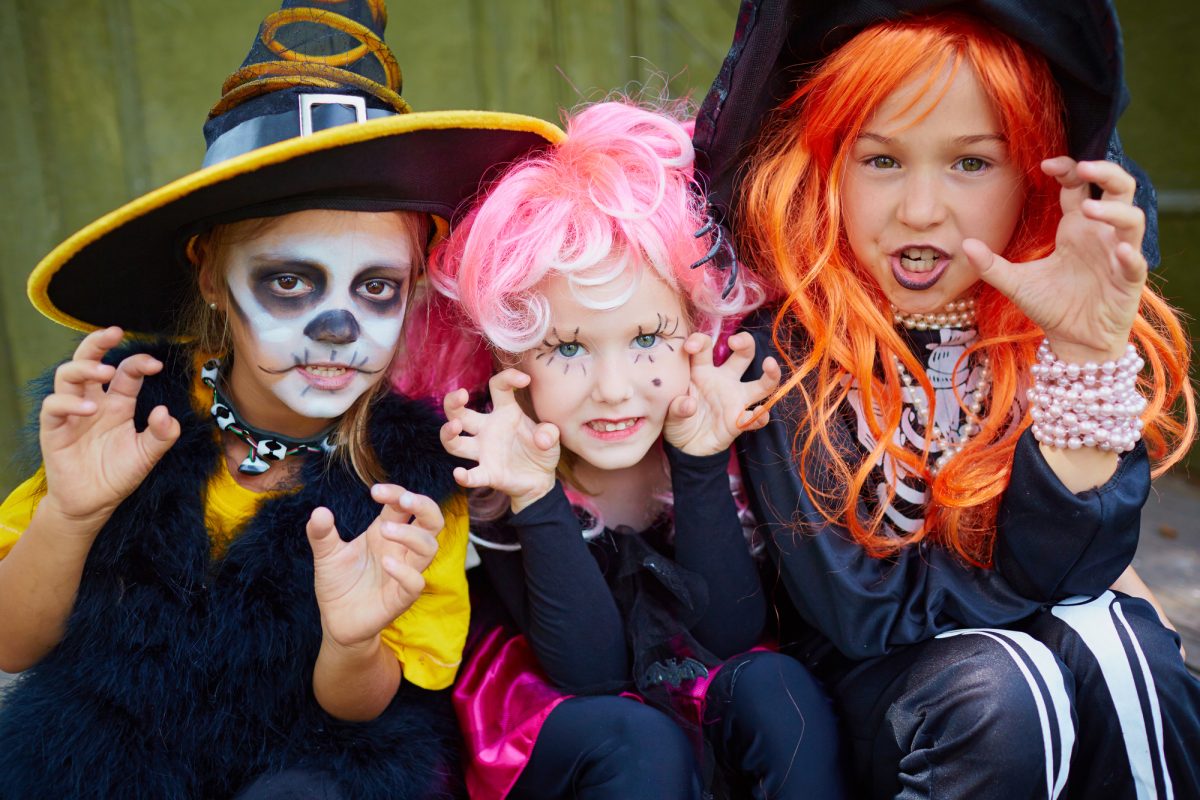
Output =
[
  {"x1": 30, "y1": 0, "x2": 565, "y2": 335},
  {"x1": 692, "y1": 0, "x2": 1159, "y2": 266}
]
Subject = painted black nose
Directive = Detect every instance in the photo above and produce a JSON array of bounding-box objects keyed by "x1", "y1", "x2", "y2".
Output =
[{"x1": 303, "y1": 310, "x2": 360, "y2": 344}]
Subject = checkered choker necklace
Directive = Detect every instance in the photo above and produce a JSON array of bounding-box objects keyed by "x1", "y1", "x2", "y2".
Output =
[{"x1": 201, "y1": 358, "x2": 337, "y2": 475}]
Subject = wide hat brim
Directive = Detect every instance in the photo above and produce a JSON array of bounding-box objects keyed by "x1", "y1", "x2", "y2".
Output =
[
  {"x1": 693, "y1": 0, "x2": 1159, "y2": 263},
  {"x1": 30, "y1": 110, "x2": 565, "y2": 335}
]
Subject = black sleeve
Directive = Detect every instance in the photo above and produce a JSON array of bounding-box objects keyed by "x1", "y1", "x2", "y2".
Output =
[
  {"x1": 735, "y1": 317, "x2": 1148, "y2": 660},
  {"x1": 477, "y1": 483, "x2": 628, "y2": 691},
  {"x1": 994, "y1": 429, "x2": 1147, "y2": 600},
  {"x1": 665, "y1": 443, "x2": 767, "y2": 657}
]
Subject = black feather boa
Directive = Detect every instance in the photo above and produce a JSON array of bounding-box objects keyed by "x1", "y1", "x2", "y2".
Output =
[{"x1": 0, "y1": 341, "x2": 465, "y2": 799}]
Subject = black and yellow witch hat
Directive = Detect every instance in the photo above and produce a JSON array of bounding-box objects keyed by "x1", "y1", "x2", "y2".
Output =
[{"x1": 28, "y1": 0, "x2": 564, "y2": 335}]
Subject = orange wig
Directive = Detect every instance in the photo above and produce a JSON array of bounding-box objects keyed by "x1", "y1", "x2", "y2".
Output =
[{"x1": 739, "y1": 13, "x2": 1195, "y2": 565}]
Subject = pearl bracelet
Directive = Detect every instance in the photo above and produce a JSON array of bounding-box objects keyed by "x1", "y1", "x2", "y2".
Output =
[{"x1": 1027, "y1": 340, "x2": 1146, "y2": 453}]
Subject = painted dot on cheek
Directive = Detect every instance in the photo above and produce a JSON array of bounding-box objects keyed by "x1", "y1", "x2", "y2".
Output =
[{"x1": 652, "y1": 378, "x2": 662, "y2": 387}]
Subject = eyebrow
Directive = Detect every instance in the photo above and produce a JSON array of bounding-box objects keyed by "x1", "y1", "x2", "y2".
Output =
[
  {"x1": 249, "y1": 255, "x2": 413, "y2": 273},
  {"x1": 856, "y1": 132, "x2": 1008, "y2": 146}
]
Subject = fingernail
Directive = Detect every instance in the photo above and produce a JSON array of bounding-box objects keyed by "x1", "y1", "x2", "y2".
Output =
[{"x1": 400, "y1": 492, "x2": 413, "y2": 507}]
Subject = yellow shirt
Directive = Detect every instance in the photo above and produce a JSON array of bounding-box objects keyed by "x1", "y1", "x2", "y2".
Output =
[{"x1": 0, "y1": 371, "x2": 470, "y2": 691}]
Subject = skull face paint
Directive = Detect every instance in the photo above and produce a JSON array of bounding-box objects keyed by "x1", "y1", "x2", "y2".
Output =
[{"x1": 216, "y1": 209, "x2": 417, "y2": 434}]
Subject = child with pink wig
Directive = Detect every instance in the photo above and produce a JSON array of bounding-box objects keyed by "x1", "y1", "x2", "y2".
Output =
[{"x1": 426, "y1": 101, "x2": 846, "y2": 798}]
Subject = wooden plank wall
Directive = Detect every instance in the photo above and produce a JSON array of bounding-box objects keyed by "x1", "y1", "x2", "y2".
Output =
[{"x1": 1, "y1": 1, "x2": 1197, "y2": 494}]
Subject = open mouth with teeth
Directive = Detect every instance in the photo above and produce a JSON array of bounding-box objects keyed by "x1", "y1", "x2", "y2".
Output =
[
  {"x1": 584, "y1": 417, "x2": 645, "y2": 440},
  {"x1": 892, "y1": 246, "x2": 950, "y2": 290},
  {"x1": 297, "y1": 364, "x2": 358, "y2": 391}
]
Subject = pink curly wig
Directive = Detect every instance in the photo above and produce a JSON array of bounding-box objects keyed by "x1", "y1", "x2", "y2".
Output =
[{"x1": 426, "y1": 100, "x2": 763, "y2": 361}]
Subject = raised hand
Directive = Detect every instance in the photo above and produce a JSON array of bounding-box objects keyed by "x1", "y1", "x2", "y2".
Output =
[
  {"x1": 664, "y1": 332, "x2": 781, "y2": 456},
  {"x1": 965, "y1": 158, "x2": 1147, "y2": 364},
  {"x1": 39, "y1": 326, "x2": 180, "y2": 527},
  {"x1": 440, "y1": 369, "x2": 560, "y2": 514},
  {"x1": 307, "y1": 485, "x2": 441, "y2": 649}
]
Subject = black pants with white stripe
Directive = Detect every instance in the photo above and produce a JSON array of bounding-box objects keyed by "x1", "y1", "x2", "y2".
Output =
[{"x1": 834, "y1": 592, "x2": 1199, "y2": 800}]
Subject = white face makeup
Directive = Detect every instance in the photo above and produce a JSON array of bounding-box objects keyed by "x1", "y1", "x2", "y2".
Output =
[{"x1": 217, "y1": 209, "x2": 417, "y2": 433}]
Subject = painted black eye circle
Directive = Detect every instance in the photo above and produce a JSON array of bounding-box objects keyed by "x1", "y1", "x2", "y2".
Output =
[{"x1": 556, "y1": 342, "x2": 581, "y2": 358}]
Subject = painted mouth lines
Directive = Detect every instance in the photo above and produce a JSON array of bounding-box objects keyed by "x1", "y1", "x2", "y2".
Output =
[{"x1": 258, "y1": 347, "x2": 383, "y2": 375}]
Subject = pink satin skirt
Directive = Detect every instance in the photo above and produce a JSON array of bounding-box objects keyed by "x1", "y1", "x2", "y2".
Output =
[{"x1": 453, "y1": 627, "x2": 727, "y2": 800}]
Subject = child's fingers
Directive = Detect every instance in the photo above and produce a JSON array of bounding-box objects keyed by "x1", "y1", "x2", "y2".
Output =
[
  {"x1": 442, "y1": 388, "x2": 470, "y2": 418},
  {"x1": 40, "y1": 394, "x2": 99, "y2": 431},
  {"x1": 488, "y1": 369, "x2": 531, "y2": 409},
  {"x1": 668, "y1": 394, "x2": 696, "y2": 421},
  {"x1": 53, "y1": 360, "x2": 116, "y2": 400},
  {"x1": 380, "y1": 521, "x2": 439, "y2": 562},
  {"x1": 963, "y1": 239, "x2": 1018, "y2": 298},
  {"x1": 380, "y1": 557, "x2": 426, "y2": 600},
  {"x1": 738, "y1": 405, "x2": 771, "y2": 430},
  {"x1": 71, "y1": 326, "x2": 124, "y2": 364},
  {"x1": 1076, "y1": 160, "x2": 1137, "y2": 204},
  {"x1": 139, "y1": 405, "x2": 181, "y2": 460},
  {"x1": 1081, "y1": 199, "x2": 1146, "y2": 248},
  {"x1": 748, "y1": 356, "x2": 782, "y2": 401},
  {"x1": 532, "y1": 422, "x2": 560, "y2": 452},
  {"x1": 106, "y1": 354, "x2": 164, "y2": 401},
  {"x1": 1115, "y1": 241, "x2": 1150, "y2": 286},
  {"x1": 1042, "y1": 157, "x2": 1088, "y2": 214},
  {"x1": 305, "y1": 507, "x2": 342, "y2": 560},
  {"x1": 721, "y1": 332, "x2": 756, "y2": 376},
  {"x1": 397, "y1": 489, "x2": 444, "y2": 534},
  {"x1": 441, "y1": 427, "x2": 479, "y2": 462},
  {"x1": 685, "y1": 333, "x2": 715, "y2": 369},
  {"x1": 452, "y1": 464, "x2": 493, "y2": 489}
]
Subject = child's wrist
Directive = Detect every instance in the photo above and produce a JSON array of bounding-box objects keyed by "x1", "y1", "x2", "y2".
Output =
[
  {"x1": 510, "y1": 478, "x2": 556, "y2": 515},
  {"x1": 35, "y1": 493, "x2": 113, "y2": 537}
]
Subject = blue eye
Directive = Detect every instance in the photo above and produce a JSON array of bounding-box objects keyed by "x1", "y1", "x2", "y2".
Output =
[
  {"x1": 557, "y1": 342, "x2": 582, "y2": 358},
  {"x1": 633, "y1": 333, "x2": 658, "y2": 349}
]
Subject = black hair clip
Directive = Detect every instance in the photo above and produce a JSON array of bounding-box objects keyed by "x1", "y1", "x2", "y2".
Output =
[{"x1": 688, "y1": 205, "x2": 740, "y2": 299}]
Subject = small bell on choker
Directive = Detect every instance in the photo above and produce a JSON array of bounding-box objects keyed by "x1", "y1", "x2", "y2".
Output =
[{"x1": 238, "y1": 450, "x2": 270, "y2": 475}]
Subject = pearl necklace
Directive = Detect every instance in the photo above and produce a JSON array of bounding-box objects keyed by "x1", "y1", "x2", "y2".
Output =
[
  {"x1": 891, "y1": 349, "x2": 991, "y2": 474},
  {"x1": 892, "y1": 298, "x2": 977, "y2": 330}
]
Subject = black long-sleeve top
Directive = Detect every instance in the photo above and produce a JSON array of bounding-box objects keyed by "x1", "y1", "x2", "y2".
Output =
[
  {"x1": 735, "y1": 310, "x2": 1150, "y2": 669},
  {"x1": 472, "y1": 443, "x2": 767, "y2": 694}
]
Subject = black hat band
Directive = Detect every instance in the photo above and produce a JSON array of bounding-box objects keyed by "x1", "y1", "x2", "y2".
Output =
[{"x1": 202, "y1": 93, "x2": 397, "y2": 167}]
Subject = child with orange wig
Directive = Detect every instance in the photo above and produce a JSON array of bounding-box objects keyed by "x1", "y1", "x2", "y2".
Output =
[
  {"x1": 693, "y1": 0, "x2": 1199, "y2": 797},
  {"x1": 421, "y1": 100, "x2": 846, "y2": 799}
]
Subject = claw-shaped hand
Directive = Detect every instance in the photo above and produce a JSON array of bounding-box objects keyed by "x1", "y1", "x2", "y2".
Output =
[
  {"x1": 440, "y1": 369, "x2": 560, "y2": 514},
  {"x1": 307, "y1": 485, "x2": 442, "y2": 648},
  {"x1": 663, "y1": 332, "x2": 781, "y2": 456},
  {"x1": 964, "y1": 157, "x2": 1147, "y2": 364},
  {"x1": 39, "y1": 326, "x2": 180, "y2": 527}
]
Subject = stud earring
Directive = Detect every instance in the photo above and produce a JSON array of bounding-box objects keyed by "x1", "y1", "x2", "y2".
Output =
[{"x1": 209, "y1": 302, "x2": 218, "y2": 311}]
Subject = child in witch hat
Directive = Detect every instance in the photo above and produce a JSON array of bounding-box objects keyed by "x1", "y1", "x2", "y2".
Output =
[
  {"x1": 0, "y1": 1, "x2": 561, "y2": 797},
  {"x1": 695, "y1": 1, "x2": 1199, "y2": 797}
]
